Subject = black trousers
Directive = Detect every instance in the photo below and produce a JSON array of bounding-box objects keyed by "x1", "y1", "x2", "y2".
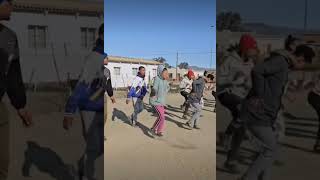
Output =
[
  {"x1": 180, "y1": 91, "x2": 189, "y2": 102},
  {"x1": 218, "y1": 92, "x2": 245, "y2": 163},
  {"x1": 218, "y1": 92, "x2": 243, "y2": 135},
  {"x1": 308, "y1": 91, "x2": 320, "y2": 139}
]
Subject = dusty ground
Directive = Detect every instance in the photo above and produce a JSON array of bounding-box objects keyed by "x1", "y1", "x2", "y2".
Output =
[
  {"x1": 216, "y1": 90, "x2": 320, "y2": 180},
  {"x1": 104, "y1": 91, "x2": 216, "y2": 180},
  {"x1": 5, "y1": 92, "x2": 103, "y2": 180}
]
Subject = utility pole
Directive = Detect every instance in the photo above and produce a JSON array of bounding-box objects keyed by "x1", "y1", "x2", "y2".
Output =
[
  {"x1": 304, "y1": 0, "x2": 308, "y2": 31},
  {"x1": 210, "y1": 25, "x2": 215, "y2": 69},
  {"x1": 210, "y1": 48, "x2": 213, "y2": 69},
  {"x1": 176, "y1": 52, "x2": 179, "y2": 81}
]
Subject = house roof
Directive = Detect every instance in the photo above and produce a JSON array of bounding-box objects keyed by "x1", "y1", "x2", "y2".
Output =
[
  {"x1": 108, "y1": 56, "x2": 162, "y2": 65},
  {"x1": 13, "y1": 0, "x2": 103, "y2": 16}
]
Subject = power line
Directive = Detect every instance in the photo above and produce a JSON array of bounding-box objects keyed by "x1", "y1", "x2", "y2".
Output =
[{"x1": 125, "y1": 51, "x2": 216, "y2": 57}]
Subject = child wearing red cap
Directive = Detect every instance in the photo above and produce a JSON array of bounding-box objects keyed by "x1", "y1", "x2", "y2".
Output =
[
  {"x1": 217, "y1": 33, "x2": 258, "y2": 173},
  {"x1": 180, "y1": 69, "x2": 195, "y2": 119}
]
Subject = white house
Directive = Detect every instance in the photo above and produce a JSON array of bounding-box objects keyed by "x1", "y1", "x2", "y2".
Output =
[
  {"x1": 4, "y1": 0, "x2": 104, "y2": 84},
  {"x1": 107, "y1": 56, "x2": 161, "y2": 88}
]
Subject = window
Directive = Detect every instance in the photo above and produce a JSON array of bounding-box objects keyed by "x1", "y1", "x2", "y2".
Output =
[
  {"x1": 152, "y1": 69, "x2": 157, "y2": 77},
  {"x1": 81, "y1": 27, "x2": 96, "y2": 49},
  {"x1": 132, "y1": 68, "x2": 138, "y2": 75},
  {"x1": 169, "y1": 73, "x2": 173, "y2": 79},
  {"x1": 114, "y1": 67, "x2": 121, "y2": 76},
  {"x1": 28, "y1": 25, "x2": 47, "y2": 49}
]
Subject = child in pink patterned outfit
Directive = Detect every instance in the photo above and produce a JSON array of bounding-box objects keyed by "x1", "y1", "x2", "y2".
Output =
[{"x1": 149, "y1": 65, "x2": 170, "y2": 137}]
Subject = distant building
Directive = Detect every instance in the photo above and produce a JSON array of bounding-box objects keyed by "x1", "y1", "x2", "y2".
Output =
[
  {"x1": 167, "y1": 68, "x2": 188, "y2": 81},
  {"x1": 4, "y1": 0, "x2": 103, "y2": 84},
  {"x1": 107, "y1": 56, "x2": 161, "y2": 88},
  {"x1": 167, "y1": 67, "x2": 210, "y2": 81},
  {"x1": 303, "y1": 33, "x2": 320, "y2": 43}
]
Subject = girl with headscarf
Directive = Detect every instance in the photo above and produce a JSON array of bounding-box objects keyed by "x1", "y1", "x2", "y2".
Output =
[{"x1": 149, "y1": 65, "x2": 170, "y2": 136}]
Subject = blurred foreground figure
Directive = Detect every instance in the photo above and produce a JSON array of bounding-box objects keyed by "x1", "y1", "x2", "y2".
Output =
[
  {"x1": 239, "y1": 45, "x2": 315, "y2": 180},
  {"x1": 1, "y1": 0, "x2": 32, "y2": 179},
  {"x1": 63, "y1": 24, "x2": 105, "y2": 180}
]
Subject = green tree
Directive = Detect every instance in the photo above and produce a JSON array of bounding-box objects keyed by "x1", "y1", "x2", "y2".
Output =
[
  {"x1": 153, "y1": 57, "x2": 172, "y2": 68},
  {"x1": 178, "y1": 62, "x2": 189, "y2": 69},
  {"x1": 217, "y1": 11, "x2": 242, "y2": 31}
]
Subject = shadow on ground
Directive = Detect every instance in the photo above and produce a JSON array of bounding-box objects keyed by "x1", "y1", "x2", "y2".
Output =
[{"x1": 22, "y1": 141, "x2": 76, "y2": 180}]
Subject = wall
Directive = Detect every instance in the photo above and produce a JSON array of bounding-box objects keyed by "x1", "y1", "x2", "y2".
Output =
[
  {"x1": 4, "y1": 11, "x2": 103, "y2": 83},
  {"x1": 107, "y1": 62, "x2": 159, "y2": 88}
]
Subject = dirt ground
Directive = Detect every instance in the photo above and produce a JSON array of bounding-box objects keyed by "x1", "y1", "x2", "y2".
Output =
[
  {"x1": 216, "y1": 90, "x2": 320, "y2": 180},
  {"x1": 104, "y1": 91, "x2": 216, "y2": 180},
  {"x1": 5, "y1": 92, "x2": 103, "y2": 180}
]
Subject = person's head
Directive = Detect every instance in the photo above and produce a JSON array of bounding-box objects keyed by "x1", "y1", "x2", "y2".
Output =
[
  {"x1": 187, "y1": 70, "x2": 195, "y2": 80},
  {"x1": 292, "y1": 45, "x2": 315, "y2": 68},
  {"x1": 204, "y1": 70, "x2": 208, "y2": 77},
  {"x1": 207, "y1": 74, "x2": 214, "y2": 81},
  {"x1": 0, "y1": 0, "x2": 13, "y2": 21},
  {"x1": 239, "y1": 34, "x2": 259, "y2": 59},
  {"x1": 104, "y1": 56, "x2": 108, "y2": 65},
  {"x1": 138, "y1": 66, "x2": 145, "y2": 76},
  {"x1": 157, "y1": 65, "x2": 168, "y2": 79},
  {"x1": 285, "y1": 35, "x2": 300, "y2": 53},
  {"x1": 193, "y1": 72, "x2": 199, "y2": 80}
]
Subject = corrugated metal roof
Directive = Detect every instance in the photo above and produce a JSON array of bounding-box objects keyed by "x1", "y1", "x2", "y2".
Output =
[
  {"x1": 108, "y1": 56, "x2": 162, "y2": 65},
  {"x1": 13, "y1": 0, "x2": 103, "y2": 15}
]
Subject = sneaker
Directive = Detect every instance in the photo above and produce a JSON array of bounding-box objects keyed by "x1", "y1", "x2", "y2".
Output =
[
  {"x1": 150, "y1": 128, "x2": 157, "y2": 135},
  {"x1": 224, "y1": 162, "x2": 240, "y2": 174},
  {"x1": 186, "y1": 122, "x2": 193, "y2": 129},
  {"x1": 156, "y1": 132, "x2": 164, "y2": 137},
  {"x1": 131, "y1": 116, "x2": 136, "y2": 127},
  {"x1": 194, "y1": 125, "x2": 200, "y2": 130}
]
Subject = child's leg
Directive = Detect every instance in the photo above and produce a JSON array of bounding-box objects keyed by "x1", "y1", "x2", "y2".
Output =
[
  {"x1": 307, "y1": 91, "x2": 320, "y2": 147},
  {"x1": 0, "y1": 121, "x2": 9, "y2": 180},
  {"x1": 132, "y1": 98, "x2": 144, "y2": 122},
  {"x1": 0, "y1": 103, "x2": 9, "y2": 179},
  {"x1": 156, "y1": 106, "x2": 166, "y2": 133},
  {"x1": 152, "y1": 105, "x2": 165, "y2": 133},
  {"x1": 132, "y1": 99, "x2": 139, "y2": 122},
  {"x1": 191, "y1": 103, "x2": 202, "y2": 127},
  {"x1": 83, "y1": 111, "x2": 104, "y2": 179}
]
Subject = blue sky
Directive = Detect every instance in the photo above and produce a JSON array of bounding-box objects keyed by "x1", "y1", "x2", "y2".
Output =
[
  {"x1": 218, "y1": 0, "x2": 320, "y2": 29},
  {"x1": 105, "y1": 0, "x2": 216, "y2": 69}
]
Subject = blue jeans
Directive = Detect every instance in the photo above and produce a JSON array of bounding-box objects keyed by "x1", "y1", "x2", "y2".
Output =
[
  {"x1": 132, "y1": 98, "x2": 144, "y2": 122},
  {"x1": 187, "y1": 102, "x2": 202, "y2": 127},
  {"x1": 243, "y1": 125, "x2": 277, "y2": 180},
  {"x1": 79, "y1": 111, "x2": 104, "y2": 180}
]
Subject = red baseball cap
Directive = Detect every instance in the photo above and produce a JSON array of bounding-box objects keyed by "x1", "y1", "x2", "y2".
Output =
[
  {"x1": 187, "y1": 70, "x2": 194, "y2": 79},
  {"x1": 239, "y1": 34, "x2": 257, "y2": 53}
]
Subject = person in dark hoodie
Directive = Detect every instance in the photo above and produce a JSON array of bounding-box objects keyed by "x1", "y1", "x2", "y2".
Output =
[
  {"x1": 104, "y1": 54, "x2": 115, "y2": 141},
  {"x1": 185, "y1": 72, "x2": 209, "y2": 129},
  {"x1": 217, "y1": 34, "x2": 258, "y2": 173},
  {"x1": 239, "y1": 45, "x2": 315, "y2": 180},
  {"x1": 0, "y1": 1, "x2": 33, "y2": 179},
  {"x1": 63, "y1": 23, "x2": 106, "y2": 180}
]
